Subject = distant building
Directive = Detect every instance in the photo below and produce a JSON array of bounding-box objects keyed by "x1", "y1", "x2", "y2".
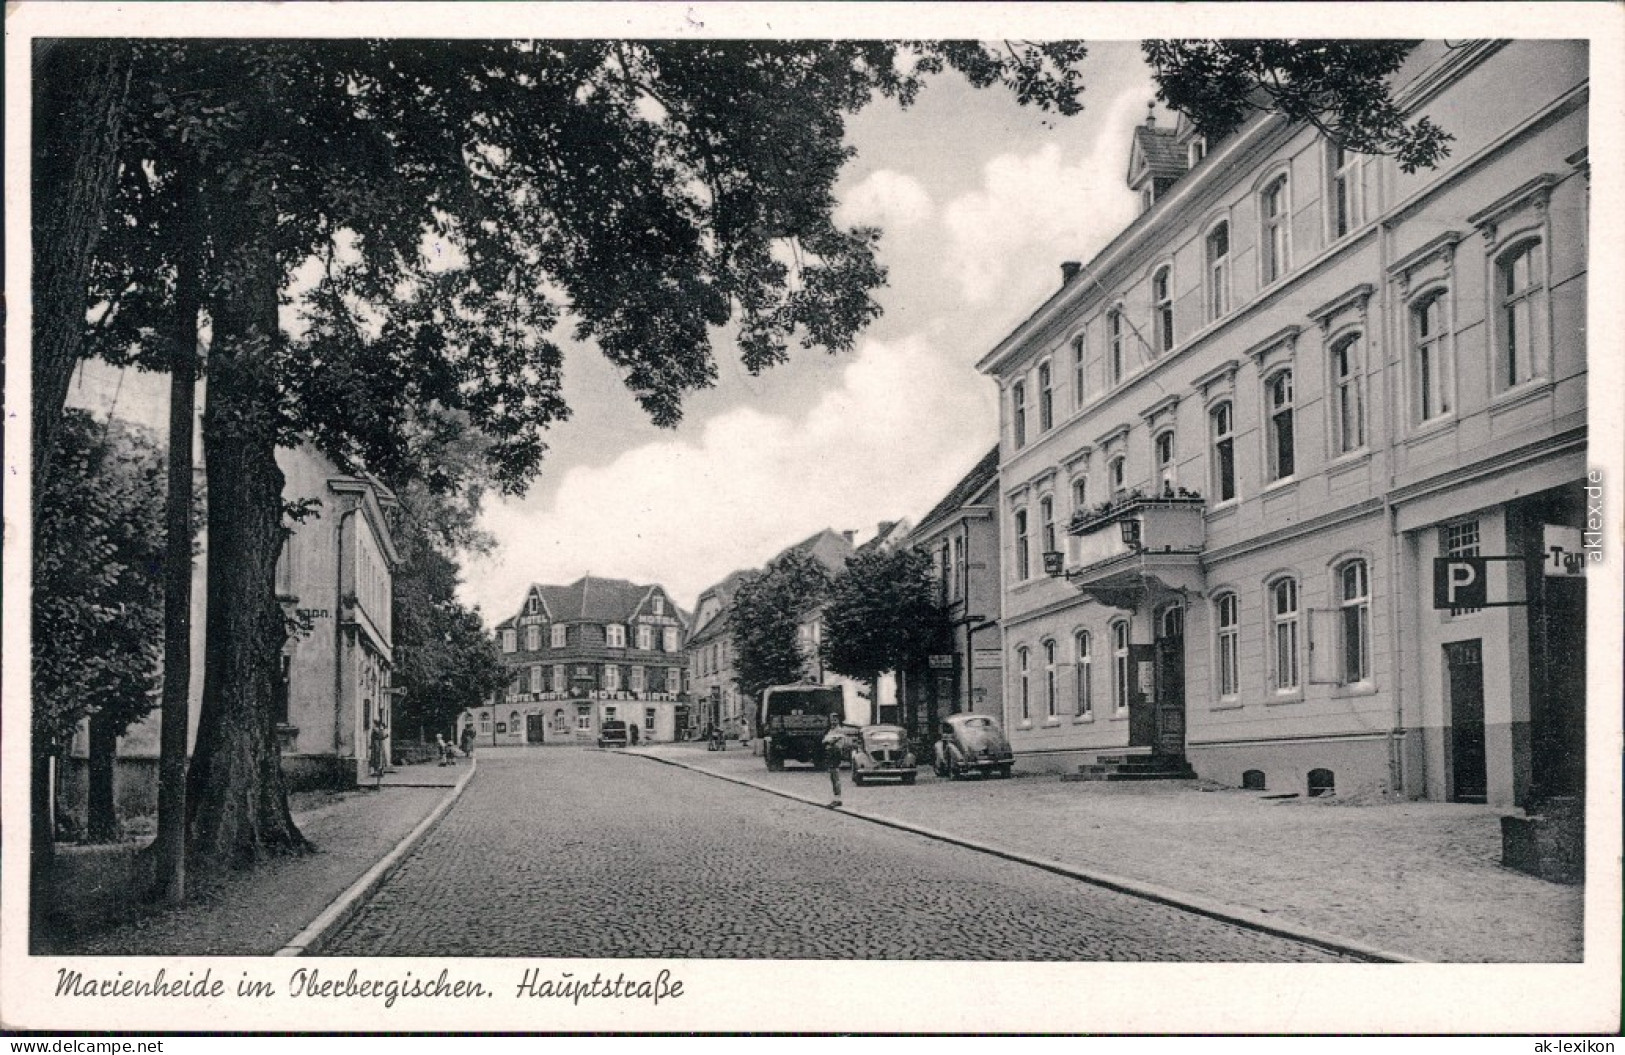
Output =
[
  {"x1": 907, "y1": 447, "x2": 1003, "y2": 724},
  {"x1": 977, "y1": 41, "x2": 1588, "y2": 805},
  {"x1": 686, "y1": 570, "x2": 753, "y2": 739},
  {"x1": 468, "y1": 576, "x2": 690, "y2": 746}
]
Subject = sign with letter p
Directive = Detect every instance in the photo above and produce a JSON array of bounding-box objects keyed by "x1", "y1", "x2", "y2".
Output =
[{"x1": 1433, "y1": 557, "x2": 1487, "y2": 609}]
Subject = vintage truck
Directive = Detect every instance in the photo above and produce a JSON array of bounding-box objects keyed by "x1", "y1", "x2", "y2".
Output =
[{"x1": 759, "y1": 683, "x2": 845, "y2": 771}]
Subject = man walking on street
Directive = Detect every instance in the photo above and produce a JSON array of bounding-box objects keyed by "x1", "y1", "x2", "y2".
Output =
[{"x1": 823, "y1": 731, "x2": 844, "y2": 808}]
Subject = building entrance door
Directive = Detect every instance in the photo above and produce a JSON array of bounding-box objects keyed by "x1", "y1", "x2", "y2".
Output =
[
  {"x1": 526, "y1": 713, "x2": 545, "y2": 743},
  {"x1": 1154, "y1": 606, "x2": 1187, "y2": 757},
  {"x1": 1446, "y1": 639, "x2": 1487, "y2": 803}
]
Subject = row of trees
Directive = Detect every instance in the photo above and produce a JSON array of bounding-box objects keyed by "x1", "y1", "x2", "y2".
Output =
[
  {"x1": 32, "y1": 34, "x2": 1449, "y2": 902},
  {"x1": 730, "y1": 544, "x2": 950, "y2": 739}
]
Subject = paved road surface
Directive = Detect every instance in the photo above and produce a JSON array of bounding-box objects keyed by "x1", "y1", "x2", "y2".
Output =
[{"x1": 325, "y1": 749, "x2": 1355, "y2": 961}]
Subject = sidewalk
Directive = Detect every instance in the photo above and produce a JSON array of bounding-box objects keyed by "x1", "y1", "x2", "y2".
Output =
[
  {"x1": 43, "y1": 760, "x2": 466, "y2": 956},
  {"x1": 638, "y1": 741, "x2": 1584, "y2": 963}
]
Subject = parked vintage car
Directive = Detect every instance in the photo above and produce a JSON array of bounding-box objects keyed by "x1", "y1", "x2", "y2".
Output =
[
  {"x1": 597, "y1": 720, "x2": 630, "y2": 749},
  {"x1": 933, "y1": 713, "x2": 1014, "y2": 780},
  {"x1": 849, "y1": 724, "x2": 917, "y2": 786}
]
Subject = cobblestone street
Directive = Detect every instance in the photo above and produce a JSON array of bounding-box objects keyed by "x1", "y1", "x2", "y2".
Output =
[{"x1": 325, "y1": 748, "x2": 1355, "y2": 960}]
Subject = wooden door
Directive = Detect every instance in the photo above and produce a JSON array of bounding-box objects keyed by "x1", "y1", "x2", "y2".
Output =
[{"x1": 1446, "y1": 640, "x2": 1487, "y2": 803}]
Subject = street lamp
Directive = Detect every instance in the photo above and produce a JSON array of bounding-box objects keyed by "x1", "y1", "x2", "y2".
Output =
[{"x1": 1119, "y1": 518, "x2": 1142, "y2": 549}]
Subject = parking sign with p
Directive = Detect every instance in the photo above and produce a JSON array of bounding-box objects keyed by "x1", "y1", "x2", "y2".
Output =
[{"x1": 1434, "y1": 557, "x2": 1487, "y2": 609}]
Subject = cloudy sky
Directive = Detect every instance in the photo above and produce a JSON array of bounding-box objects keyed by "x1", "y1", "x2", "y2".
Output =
[{"x1": 61, "y1": 34, "x2": 1158, "y2": 622}]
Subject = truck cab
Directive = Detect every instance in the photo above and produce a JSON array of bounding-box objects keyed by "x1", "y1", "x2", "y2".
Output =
[{"x1": 760, "y1": 684, "x2": 845, "y2": 771}]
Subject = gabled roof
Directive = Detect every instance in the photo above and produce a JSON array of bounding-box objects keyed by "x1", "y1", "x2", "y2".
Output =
[
  {"x1": 911, "y1": 446, "x2": 1000, "y2": 540},
  {"x1": 1128, "y1": 124, "x2": 1186, "y2": 188},
  {"x1": 520, "y1": 575, "x2": 684, "y2": 627},
  {"x1": 773, "y1": 527, "x2": 855, "y2": 576},
  {"x1": 686, "y1": 568, "x2": 755, "y2": 643},
  {"x1": 853, "y1": 518, "x2": 913, "y2": 557}
]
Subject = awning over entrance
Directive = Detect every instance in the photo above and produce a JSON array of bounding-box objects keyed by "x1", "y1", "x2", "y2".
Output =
[{"x1": 1056, "y1": 494, "x2": 1206, "y2": 609}]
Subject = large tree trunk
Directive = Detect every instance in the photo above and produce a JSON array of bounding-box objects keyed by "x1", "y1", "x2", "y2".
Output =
[
  {"x1": 32, "y1": 41, "x2": 133, "y2": 486},
  {"x1": 85, "y1": 712, "x2": 122, "y2": 843},
  {"x1": 184, "y1": 221, "x2": 308, "y2": 870},
  {"x1": 30, "y1": 744, "x2": 56, "y2": 952}
]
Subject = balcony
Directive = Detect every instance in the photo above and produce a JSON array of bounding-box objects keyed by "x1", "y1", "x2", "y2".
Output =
[{"x1": 1051, "y1": 490, "x2": 1206, "y2": 609}]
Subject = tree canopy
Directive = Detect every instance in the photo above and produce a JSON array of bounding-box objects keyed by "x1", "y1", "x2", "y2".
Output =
[
  {"x1": 730, "y1": 550, "x2": 834, "y2": 703},
  {"x1": 821, "y1": 546, "x2": 949, "y2": 687}
]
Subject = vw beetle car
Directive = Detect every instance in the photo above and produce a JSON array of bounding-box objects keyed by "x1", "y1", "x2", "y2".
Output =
[
  {"x1": 849, "y1": 724, "x2": 917, "y2": 786},
  {"x1": 933, "y1": 713, "x2": 1014, "y2": 779}
]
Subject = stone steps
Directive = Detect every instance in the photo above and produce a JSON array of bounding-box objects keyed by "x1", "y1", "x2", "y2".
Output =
[{"x1": 1061, "y1": 753, "x2": 1197, "y2": 782}]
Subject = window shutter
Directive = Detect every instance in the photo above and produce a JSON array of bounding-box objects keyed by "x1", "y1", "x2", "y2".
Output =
[{"x1": 1307, "y1": 608, "x2": 1342, "y2": 684}]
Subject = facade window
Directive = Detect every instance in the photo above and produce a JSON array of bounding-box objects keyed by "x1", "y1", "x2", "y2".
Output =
[
  {"x1": 1111, "y1": 620, "x2": 1131, "y2": 712},
  {"x1": 1206, "y1": 222, "x2": 1230, "y2": 320},
  {"x1": 606, "y1": 624, "x2": 625, "y2": 648},
  {"x1": 937, "y1": 544, "x2": 952, "y2": 604},
  {"x1": 1108, "y1": 307, "x2": 1125, "y2": 385},
  {"x1": 1497, "y1": 240, "x2": 1547, "y2": 389},
  {"x1": 1040, "y1": 495, "x2": 1056, "y2": 556},
  {"x1": 529, "y1": 665, "x2": 543, "y2": 693},
  {"x1": 1072, "y1": 333, "x2": 1087, "y2": 408},
  {"x1": 577, "y1": 705, "x2": 591, "y2": 730},
  {"x1": 1154, "y1": 430, "x2": 1176, "y2": 494},
  {"x1": 663, "y1": 627, "x2": 679, "y2": 653},
  {"x1": 1442, "y1": 520, "x2": 1481, "y2": 616},
  {"x1": 525, "y1": 625, "x2": 540, "y2": 651},
  {"x1": 652, "y1": 595, "x2": 664, "y2": 615},
  {"x1": 1188, "y1": 136, "x2": 1207, "y2": 167},
  {"x1": 1270, "y1": 578, "x2": 1300, "y2": 692},
  {"x1": 1012, "y1": 381, "x2": 1028, "y2": 448},
  {"x1": 637, "y1": 624, "x2": 652, "y2": 650},
  {"x1": 603, "y1": 665, "x2": 620, "y2": 692},
  {"x1": 553, "y1": 664, "x2": 565, "y2": 690},
  {"x1": 1266, "y1": 370, "x2": 1296, "y2": 482},
  {"x1": 1260, "y1": 175, "x2": 1290, "y2": 284},
  {"x1": 1017, "y1": 647, "x2": 1031, "y2": 722},
  {"x1": 1215, "y1": 593, "x2": 1240, "y2": 698},
  {"x1": 667, "y1": 667, "x2": 682, "y2": 694},
  {"x1": 951, "y1": 535, "x2": 965, "y2": 602},
  {"x1": 1074, "y1": 631, "x2": 1092, "y2": 717},
  {"x1": 1109, "y1": 454, "x2": 1126, "y2": 497},
  {"x1": 1210, "y1": 401, "x2": 1236, "y2": 503},
  {"x1": 1072, "y1": 475, "x2": 1088, "y2": 512},
  {"x1": 1043, "y1": 639, "x2": 1058, "y2": 719},
  {"x1": 1331, "y1": 334, "x2": 1365, "y2": 454},
  {"x1": 501, "y1": 628, "x2": 517, "y2": 653},
  {"x1": 1328, "y1": 142, "x2": 1363, "y2": 238},
  {"x1": 1152, "y1": 265, "x2": 1174, "y2": 354},
  {"x1": 551, "y1": 624, "x2": 567, "y2": 648},
  {"x1": 1014, "y1": 509, "x2": 1030, "y2": 581},
  {"x1": 480, "y1": 712, "x2": 491, "y2": 731},
  {"x1": 1038, "y1": 361, "x2": 1054, "y2": 432},
  {"x1": 630, "y1": 666, "x2": 645, "y2": 693},
  {"x1": 1339, "y1": 560, "x2": 1372, "y2": 684},
  {"x1": 524, "y1": 594, "x2": 542, "y2": 616},
  {"x1": 1413, "y1": 292, "x2": 1452, "y2": 422}
]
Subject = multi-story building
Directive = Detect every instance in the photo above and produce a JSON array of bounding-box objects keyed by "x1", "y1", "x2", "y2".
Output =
[
  {"x1": 908, "y1": 447, "x2": 1004, "y2": 724},
  {"x1": 801, "y1": 521, "x2": 910, "y2": 725},
  {"x1": 686, "y1": 570, "x2": 753, "y2": 739},
  {"x1": 977, "y1": 41, "x2": 1588, "y2": 807},
  {"x1": 468, "y1": 576, "x2": 690, "y2": 746}
]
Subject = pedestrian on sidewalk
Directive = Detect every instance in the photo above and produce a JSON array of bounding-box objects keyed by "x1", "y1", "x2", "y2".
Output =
[
  {"x1": 436, "y1": 734, "x2": 452, "y2": 766},
  {"x1": 460, "y1": 725, "x2": 475, "y2": 758},
  {"x1": 823, "y1": 731, "x2": 844, "y2": 808}
]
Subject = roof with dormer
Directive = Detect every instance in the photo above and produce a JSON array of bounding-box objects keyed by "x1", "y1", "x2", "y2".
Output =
[
  {"x1": 1128, "y1": 123, "x2": 1186, "y2": 188},
  {"x1": 498, "y1": 575, "x2": 688, "y2": 631}
]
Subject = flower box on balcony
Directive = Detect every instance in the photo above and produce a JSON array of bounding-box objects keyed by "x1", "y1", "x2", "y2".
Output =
[{"x1": 1069, "y1": 490, "x2": 1205, "y2": 536}]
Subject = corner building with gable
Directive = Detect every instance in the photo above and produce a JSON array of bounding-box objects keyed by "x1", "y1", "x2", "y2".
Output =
[{"x1": 977, "y1": 41, "x2": 1588, "y2": 807}]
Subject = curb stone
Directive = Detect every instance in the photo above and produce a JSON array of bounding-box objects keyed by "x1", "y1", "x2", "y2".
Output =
[
  {"x1": 275, "y1": 756, "x2": 478, "y2": 956},
  {"x1": 634, "y1": 750, "x2": 1421, "y2": 964}
]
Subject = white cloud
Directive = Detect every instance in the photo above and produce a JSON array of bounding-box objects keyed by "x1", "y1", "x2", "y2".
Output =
[
  {"x1": 940, "y1": 94, "x2": 1142, "y2": 305},
  {"x1": 835, "y1": 169, "x2": 933, "y2": 231},
  {"x1": 462, "y1": 332, "x2": 995, "y2": 619}
]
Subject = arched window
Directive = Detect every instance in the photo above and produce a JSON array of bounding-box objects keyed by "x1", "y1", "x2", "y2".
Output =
[
  {"x1": 1497, "y1": 239, "x2": 1547, "y2": 390},
  {"x1": 1328, "y1": 141, "x2": 1363, "y2": 238},
  {"x1": 1214, "y1": 593, "x2": 1240, "y2": 699},
  {"x1": 1071, "y1": 475, "x2": 1088, "y2": 513},
  {"x1": 1108, "y1": 307, "x2": 1125, "y2": 385},
  {"x1": 1109, "y1": 454, "x2": 1126, "y2": 498},
  {"x1": 1152, "y1": 265, "x2": 1174, "y2": 354},
  {"x1": 1266, "y1": 370, "x2": 1296, "y2": 482},
  {"x1": 1017, "y1": 647, "x2": 1031, "y2": 722},
  {"x1": 1074, "y1": 631, "x2": 1092, "y2": 717},
  {"x1": 1014, "y1": 508, "x2": 1030, "y2": 581},
  {"x1": 1038, "y1": 360, "x2": 1054, "y2": 432},
  {"x1": 1154, "y1": 429, "x2": 1177, "y2": 495},
  {"x1": 1307, "y1": 768, "x2": 1336, "y2": 797},
  {"x1": 1270, "y1": 578, "x2": 1300, "y2": 692},
  {"x1": 1413, "y1": 291, "x2": 1452, "y2": 422},
  {"x1": 1071, "y1": 332, "x2": 1087, "y2": 408},
  {"x1": 1210, "y1": 401, "x2": 1236, "y2": 503},
  {"x1": 1012, "y1": 380, "x2": 1028, "y2": 448},
  {"x1": 1039, "y1": 495, "x2": 1056, "y2": 555},
  {"x1": 1043, "y1": 640, "x2": 1058, "y2": 718},
  {"x1": 1111, "y1": 620, "x2": 1131, "y2": 712},
  {"x1": 1260, "y1": 174, "x2": 1290, "y2": 284},
  {"x1": 1206, "y1": 221, "x2": 1230, "y2": 320},
  {"x1": 1339, "y1": 559, "x2": 1372, "y2": 684},
  {"x1": 1330, "y1": 333, "x2": 1365, "y2": 454},
  {"x1": 1242, "y1": 769, "x2": 1267, "y2": 791}
]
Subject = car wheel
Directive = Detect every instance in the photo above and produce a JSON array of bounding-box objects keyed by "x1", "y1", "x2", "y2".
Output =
[
  {"x1": 902, "y1": 773, "x2": 916, "y2": 786},
  {"x1": 998, "y1": 764, "x2": 1013, "y2": 779}
]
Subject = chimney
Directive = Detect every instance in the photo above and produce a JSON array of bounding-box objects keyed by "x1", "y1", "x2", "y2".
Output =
[
  {"x1": 1060, "y1": 261, "x2": 1081, "y2": 286},
  {"x1": 841, "y1": 530, "x2": 856, "y2": 546}
]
